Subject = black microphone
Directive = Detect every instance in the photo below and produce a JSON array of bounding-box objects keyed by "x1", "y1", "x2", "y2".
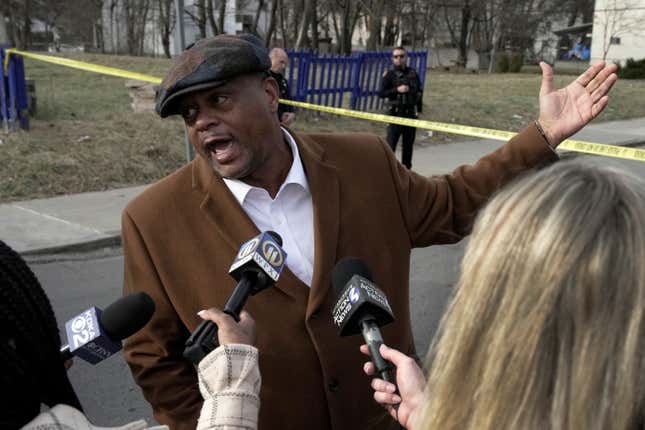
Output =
[
  {"x1": 331, "y1": 258, "x2": 396, "y2": 385},
  {"x1": 60, "y1": 292, "x2": 155, "y2": 364},
  {"x1": 183, "y1": 231, "x2": 287, "y2": 365}
]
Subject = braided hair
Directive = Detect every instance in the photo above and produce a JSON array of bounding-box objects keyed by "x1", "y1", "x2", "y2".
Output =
[{"x1": 0, "y1": 240, "x2": 82, "y2": 429}]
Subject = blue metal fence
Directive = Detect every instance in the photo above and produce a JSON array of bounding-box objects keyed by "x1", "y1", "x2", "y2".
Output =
[
  {"x1": 286, "y1": 49, "x2": 427, "y2": 111},
  {"x1": 0, "y1": 46, "x2": 29, "y2": 131}
]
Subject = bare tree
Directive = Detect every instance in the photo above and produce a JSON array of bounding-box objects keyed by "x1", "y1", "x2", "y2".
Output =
[
  {"x1": 382, "y1": 0, "x2": 400, "y2": 47},
  {"x1": 365, "y1": 0, "x2": 385, "y2": 50},
  {"x1": 108, "y1": 0, "x2": 120, "y2": 53},
  {"x1": 595, "y1": 0, "x2": 645, "y2": 60},
  {"x1": 2, "y1": 0, "x2": 33, "y2": 49},
  {"x1": 278, "y1": 0, "x2": 290, "y2": 47},
  {"x1": 295, "y1": 0, "x2": 315, "y2": 48},
  {"x1": 332, "y1": 0, "x2": 361, "y2": 53},
  {"x1": 202, "y1": 0, "x2": 216, "y2": 35},
  {"x1": 157, "y1": 0, "x2": 175, "y2": 57},
  {"x1": 419, "y1": 0, "x2": 438, "y2": 49},
  {"x1": 251, "y1": 0, "x2": 266, "y2": 35},
  {"x1": 1, "y1": 0, "x2": 23, "y2": 48},
  {"x1": 124, "y1": 0, "x2": 150, "y2": 55},
  {"x1": 439, "y1": 0, "x2": 482, "y2": 68},
  {"x1": 264, "y1": 0, "x2": 280, "y2": 45},
  {"x1": 184, "y1": 0, "x2": 207, "y2": 37},
  {"x1": 218, "y1": 0, "x2": 227, "y2": 35}
]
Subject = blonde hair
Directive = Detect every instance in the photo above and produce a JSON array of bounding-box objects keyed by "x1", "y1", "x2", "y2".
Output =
[{"x1": 419, "y1": 159, "x2": 645, "y2": 430}]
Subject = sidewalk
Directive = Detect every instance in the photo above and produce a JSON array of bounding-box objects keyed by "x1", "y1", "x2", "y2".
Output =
[{"x1": 2, "y1": 118, "x2": 644, "y2": 254}]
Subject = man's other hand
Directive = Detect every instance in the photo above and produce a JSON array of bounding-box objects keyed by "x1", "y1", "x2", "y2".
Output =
[
  {"x1": 397, "y1": 84, "x2": 410, "y2": 93},
  {"x1": 538, "y1": 61, "x2": 618, "y2": 147},
  {"x1": 197, "y1": 308, "x2": 256, "y2": 346}
]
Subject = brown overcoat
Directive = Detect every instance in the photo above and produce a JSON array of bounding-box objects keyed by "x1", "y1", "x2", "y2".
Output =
[{"x1": 122, "y1": 124, "x2": 556, "y2": 430}]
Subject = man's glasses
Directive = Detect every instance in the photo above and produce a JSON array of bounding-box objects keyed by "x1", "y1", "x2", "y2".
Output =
[{"x1": 392, "y1": 54, "x2": 406, "y2": 59}]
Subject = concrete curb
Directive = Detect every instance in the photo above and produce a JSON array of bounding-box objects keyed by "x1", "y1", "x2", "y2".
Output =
[{"x1": 21, "y1": 234, "x2": 122, "y2": 256}]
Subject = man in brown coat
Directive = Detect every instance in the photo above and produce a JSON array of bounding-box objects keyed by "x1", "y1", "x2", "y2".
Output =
[{"x1": 122, "y1": 34, "x2": 617, "y2": 430}]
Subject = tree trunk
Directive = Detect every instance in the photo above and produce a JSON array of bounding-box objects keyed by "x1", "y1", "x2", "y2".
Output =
[
  {"x1": 340, "y1": 0, "x2": 352, "y2": 54},
  {"x1": 265, "y1": 0, "x2": 279, "y2": 45},
  {"x1": 2, "y1": 1, "x2": 18, "y2": 48},
  {"x1": 409, "y1": 1, "x2": 418, "y2": 49},
  {"x1": 311, "y1": 0, "x2": 318, "y2": 50},
  {"x1": 139, "y1": 0, "x2": 150, "y2": 55},
  {"x1": 189, "y1": 0, "x2": 207, "y2": 38},
  {"x1": 252, "y1": 0, "x2": 265, "y2": 35},
  {"x1": 382, "y1": 6, "x2": 396, "y2": 47},
  {"x1": 207, "y1": 0, "x2": 220, "y2": 35},
  {"x1": 488, "y1": 18, "x2": 500, "y2": 73},
  {"x1": 218, "y1": 0, "x2": 227, "y2": 35},
  {"x1": 366, "y1": 0, "x2": 384, "y2": 50},
  {"x1": 420, "y1": 0, "x2": 434, "y2": 48},
  {"x1": 457, "y1": 1, "x2": 472, "y2": 68},
  {"x1": 21, "y1": 0, "x2": 32, "y2": 50},
  {"x1": 295, "y1": 0, "x2": 313, "y2": 48},
  {"x1": 124, "y1": 0, "x2": 150, "y2": 56},
  {"x1": 329, "y1": 2, "x2": 341, "y2": 52},
  {"x1": 158, "y1": 0, "x2": 174, "y2": 58},
  {"x1": 279, "y1": 0, "x2": 288, "y2": 47}
]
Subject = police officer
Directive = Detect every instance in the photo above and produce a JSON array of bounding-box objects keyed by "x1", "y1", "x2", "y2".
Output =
[
  {"x1": 269, "y1": 47, "x2": 295, "y2": 125},
  {"x1": 379, "y1": 46, "x2": 423, "y2": 169}
]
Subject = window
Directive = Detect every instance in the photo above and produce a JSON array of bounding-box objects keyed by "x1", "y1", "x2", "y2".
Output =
[{"x1": 610, "y1": 36, "x2": 621, "y2": 45}]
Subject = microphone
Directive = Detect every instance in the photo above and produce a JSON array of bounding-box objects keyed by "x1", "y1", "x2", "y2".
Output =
[
  {"x1": 331, "y1": 258, "x2": 396, "y2": 384},
  {"x1": 183, "y1": 231, "x2": 287, "y2": 365},
  {"x1": 60, "y1": 292, "x2": 155, "y2": 364}
]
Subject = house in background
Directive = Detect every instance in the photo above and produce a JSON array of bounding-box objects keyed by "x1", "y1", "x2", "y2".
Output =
[{"x1": 590, "y1": 0, "x2": 645, "y2": 65}]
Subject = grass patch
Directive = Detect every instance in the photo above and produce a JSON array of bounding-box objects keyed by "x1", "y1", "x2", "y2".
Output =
[{"x1": 2, "y1": 53, "x2": 645, "y2": 202}]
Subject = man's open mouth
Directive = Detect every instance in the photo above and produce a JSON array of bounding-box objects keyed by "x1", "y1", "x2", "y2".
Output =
[{"x1": 205, "y1": 139, "x2": 238, "y2": 163}]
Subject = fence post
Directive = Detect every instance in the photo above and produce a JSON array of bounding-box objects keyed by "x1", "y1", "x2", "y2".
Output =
[
  {"x1": 0, "y1": 46, "x2": 8, "y2": 132},
  {"x1": 349, "y1": 52, "x2": 362, "y2": 110},
  {"x1": 7, "y1": 54, "x2": 17, "y2": 131}
]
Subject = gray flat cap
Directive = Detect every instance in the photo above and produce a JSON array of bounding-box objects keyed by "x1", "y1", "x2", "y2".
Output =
[{"x1": 155, "y1": 33, "x2": 271, "y2": 117}]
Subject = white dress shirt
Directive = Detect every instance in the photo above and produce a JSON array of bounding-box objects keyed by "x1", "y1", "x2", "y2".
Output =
[{"x1": 223, "y1": 128, "x2": 315, "y2": 286}]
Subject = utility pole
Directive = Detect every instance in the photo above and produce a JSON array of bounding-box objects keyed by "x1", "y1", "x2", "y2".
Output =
[{"x1": 174, "y1": 0, "x2": 195, "y2": 162}]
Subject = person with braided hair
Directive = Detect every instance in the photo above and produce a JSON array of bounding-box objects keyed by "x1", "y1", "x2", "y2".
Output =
[
  {"x1": 0, "y1": 240, "x2": 260, "y2": 430},
  {"x1": 0, "y1": 239, "x2": 85, "y2": 429}
]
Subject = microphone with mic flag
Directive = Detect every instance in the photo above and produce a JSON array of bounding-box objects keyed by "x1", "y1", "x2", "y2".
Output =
[
  {"x1": 331, "y1": 258, "x2": 397, "y2": 385},
  {"x1": 183, "y1": 230, "x2": 287, "y2": 365},
  {"x1": 60, "y1": 291, "x2": 156, "y2": 364}
]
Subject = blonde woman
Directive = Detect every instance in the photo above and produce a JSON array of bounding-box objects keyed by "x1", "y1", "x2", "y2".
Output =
[{"x1": 362, "y1": 159, "x2": 645, "y2": 430}]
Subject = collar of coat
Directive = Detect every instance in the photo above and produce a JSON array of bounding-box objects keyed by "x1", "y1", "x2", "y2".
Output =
[{"x1": 190, "y1": 128, "x2": 340, "y2": 318}]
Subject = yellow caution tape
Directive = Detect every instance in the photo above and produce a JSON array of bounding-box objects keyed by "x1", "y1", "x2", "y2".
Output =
[
  {"x1": 4, "y1": 49, "x2": 644, "y2": 162},
  {"x1": 280, "y1": 100, "x2": 645, "y2": 162},
  {"x1": 4, "y1": 49, "x2": 161, "y2": 84}
]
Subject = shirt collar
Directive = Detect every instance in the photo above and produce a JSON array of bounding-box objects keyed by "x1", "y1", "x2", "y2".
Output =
[{"x1": 223, "y1": 128, "x2": 309, "y2": 205}]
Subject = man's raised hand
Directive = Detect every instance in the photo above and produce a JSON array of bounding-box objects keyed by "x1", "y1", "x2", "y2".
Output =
[{"x1": 537, "y1": 61, "x2": 618, "y2": 147}]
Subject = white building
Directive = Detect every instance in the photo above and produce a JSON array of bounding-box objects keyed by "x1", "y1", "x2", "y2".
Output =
[{"x1": 590, "y1": 0, "x2": 645, "y2": 64}]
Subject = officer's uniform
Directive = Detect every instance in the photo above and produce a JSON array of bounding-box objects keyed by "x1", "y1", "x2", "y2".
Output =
[
  {"x1": 379, "y1": 65, "x2": 423, "y2": 169},
  {"x1": 270, "y1": 70, "x2": 294, "y2": 122}
]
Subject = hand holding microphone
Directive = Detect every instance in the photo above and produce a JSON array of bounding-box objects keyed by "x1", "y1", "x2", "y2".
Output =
[
  {"x1": 360, "y1": 343, "x2": 426, "y2": 429},
  {"x1": 183, "y1": 231, "x2": 287, "y2": 365},
  {"x1": 197, "y1": 308, "x2": 256, "y2": 346}
]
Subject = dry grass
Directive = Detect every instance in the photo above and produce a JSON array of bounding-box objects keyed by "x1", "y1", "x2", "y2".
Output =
[{"x1": 1, "y1": 53, "x2": 644, "y2": 202}]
